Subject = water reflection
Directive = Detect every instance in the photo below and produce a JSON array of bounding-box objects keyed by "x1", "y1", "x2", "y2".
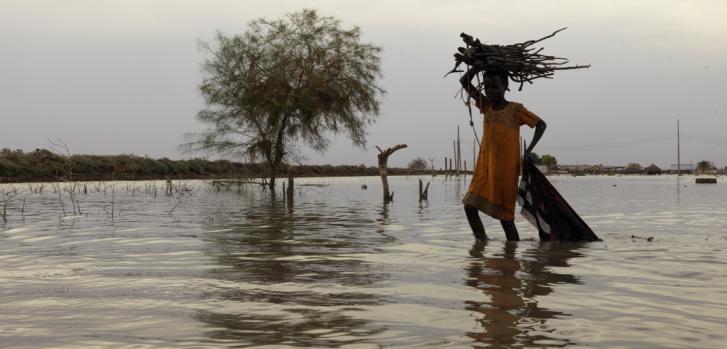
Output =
[
  {"x1": 196, "y1": 197, "x2": 393, "y2": 347},
  {"x1": 4, "y1": 177, "x2": 727, "y2": 348},
  {"x1": 466, "y1": 241, "x2": 584, "y2": 347},
  {"x1": 196, "y1": 307, "x2": 384, "y2": 348}
]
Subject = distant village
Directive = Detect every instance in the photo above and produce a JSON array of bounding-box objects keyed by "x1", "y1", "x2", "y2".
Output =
[{"x1": 539, "y1": 162, "x2": 725, "y2": 176}]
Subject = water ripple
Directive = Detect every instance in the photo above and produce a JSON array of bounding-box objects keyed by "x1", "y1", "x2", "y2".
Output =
[{"x1": 1, "y1": 176, "x2": 727, "y2": 348}]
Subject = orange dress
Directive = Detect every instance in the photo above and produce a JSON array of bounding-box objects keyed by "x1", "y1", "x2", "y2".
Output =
[{"x1": 462, "y1": 98, "x2": 541, "y2": 221}]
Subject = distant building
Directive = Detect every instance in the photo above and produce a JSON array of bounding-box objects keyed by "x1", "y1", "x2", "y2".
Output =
[
  {"x1": 559, "y1": 164, "x2": 593, "y2": 173},
  {"x1": 645, "y1": 164, "x2": 662, "y2": 175},
  {"x1": 623, "y1": 166, "x2": 645, "y2": 175},
  {"x1": 558, "y1": 164, "x2": 630, "y2": 175},
  {"x1": 668, "y1": 163, "x2": 696, "y2": 174},
  {"x1": 601, "y1": 166, "x2": 625, "y2": 175}
]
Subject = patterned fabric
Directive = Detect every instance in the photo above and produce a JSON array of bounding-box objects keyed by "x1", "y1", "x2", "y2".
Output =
[
  {"x1": 463, "y1": 99, "x2": 540, "y2": 220},
  {"x1": 518, "y1": 157, "x2": 600, "y2": 242}
]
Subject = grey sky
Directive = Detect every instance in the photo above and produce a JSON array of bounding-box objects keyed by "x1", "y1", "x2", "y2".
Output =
[{"x1": 1, "y1": 0, "x2": 726, "y2": 168}]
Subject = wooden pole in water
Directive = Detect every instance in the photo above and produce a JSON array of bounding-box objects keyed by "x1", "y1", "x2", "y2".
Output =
[
  {"x1": 444, "y1": 157, "x2": 448, "y2": 172},
  {"x1": 457, "y1": 126, "x2": 462, "y2": 174},
  {"x1": 473, "y1": 141, "x2": 476, "y2": 173},
  {"x1": 453, "y1": 140, "x2": 457, "y2": 173},
  {"x1": 419, "y1": 179, "x2": 430, "y2": 200},
  {"x1": 419, "y1": 179, "x2": 423, "y2": 200},
  {"x1": 677, "y1": 119, "x2": 681, "y2": 177}
]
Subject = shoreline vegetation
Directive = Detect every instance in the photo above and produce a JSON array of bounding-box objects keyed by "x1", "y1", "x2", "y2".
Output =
[
  {"x1": 0, "y1": 148, "x2": 453, "y2": 184},
  {"x1": 0, "y1": 149, "x2": 718, "y2": 184}
]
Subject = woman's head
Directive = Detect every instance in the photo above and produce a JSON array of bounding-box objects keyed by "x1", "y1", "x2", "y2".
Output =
[{"x1": 483, "y1": 70, "x2": 509, "y2": 103}]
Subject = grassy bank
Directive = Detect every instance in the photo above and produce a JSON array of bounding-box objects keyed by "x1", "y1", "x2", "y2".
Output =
[{"x1": 0, "y1": 149, "x2": 447, "y2": 183}]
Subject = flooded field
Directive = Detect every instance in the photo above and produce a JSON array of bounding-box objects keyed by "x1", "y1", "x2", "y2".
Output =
[{"x1": 1, "y1": 175, "x2": 726, "y2": 348}]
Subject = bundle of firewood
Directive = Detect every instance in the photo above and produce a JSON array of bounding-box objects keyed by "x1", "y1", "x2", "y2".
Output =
[{"x1": 451, "y1": 28, "x2": 590, "y2": 90}]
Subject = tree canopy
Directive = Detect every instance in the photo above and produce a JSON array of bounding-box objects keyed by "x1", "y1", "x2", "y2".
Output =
[
  {"x1": 407, "y1": 157, "x2": 428, "y2": 171},
  {"x1": 696, "y1": 160, "x2": 715, "y2": 174},
  {"x1": 625, "y1": 163, "x2": 643, "y2": 170},
  {"x1": 185, "y1": 9, "x2": 384, "y2": 189},
  {"x1": 540, "y1": 154, "x2": 557, "y2": 168},
  {"x1": 530, "y1": 153, "x2": 557, "y2": 169}
]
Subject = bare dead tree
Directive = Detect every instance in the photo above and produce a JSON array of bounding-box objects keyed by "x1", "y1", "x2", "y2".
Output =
[
  {"x1": 376, "y1": 144, "x2": 407, "y2": 202},
  {"x1": 419, "y1": 179, "x2": 430, "y2": 201}
]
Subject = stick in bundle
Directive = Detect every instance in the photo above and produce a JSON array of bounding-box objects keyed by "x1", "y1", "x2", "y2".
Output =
[{"x1": 447, "y1": 27, "x2": 590, "y2": 91}]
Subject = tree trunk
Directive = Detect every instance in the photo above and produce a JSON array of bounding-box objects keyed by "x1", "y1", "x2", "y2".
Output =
[
  {"x1": 267, "y1": 113, "x2": 290, "y2": 193},
  {"x1": 268, "y1": 174, "x2": 276, "y2": 191},
  {"x1": 376, "y1": 144, "x2": 407, "y2": 202},
  {"x1": 267, "y1": 158, "x2": 278, "y2": 192},
  {"x1": 286, "y1": 166, "x2": 294, "y2": 206},
  {"x1": 379, "y1": 159, "x2": 391, "y2": 201}
]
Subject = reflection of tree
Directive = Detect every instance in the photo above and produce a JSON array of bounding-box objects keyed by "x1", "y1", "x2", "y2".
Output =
[
  {"x1": 196, "y1": 307, "x2": 383, "y2": 347},
  {"x1": 376, "y1": 202, "x2": 390, "y2": 226},
  {"x1": 195, "y1": 198, "x2": 394, "y2": 346},
  {"x1": 465, "y1": 241, "x2": 584, "y2": 348}
]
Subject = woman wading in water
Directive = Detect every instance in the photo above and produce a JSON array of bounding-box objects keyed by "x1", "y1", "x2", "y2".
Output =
[{"x1": 460, "y1": 65, "x2": 546, "y2": 241}]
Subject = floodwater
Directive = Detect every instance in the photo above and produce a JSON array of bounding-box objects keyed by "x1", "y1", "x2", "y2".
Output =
[{"x1": 1, "y1": 175, "x2": 726, "y2": 348}]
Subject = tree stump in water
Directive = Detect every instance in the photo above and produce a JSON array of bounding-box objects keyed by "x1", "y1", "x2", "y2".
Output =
[
  {"x1": 419, "y1": 179, "x2": 430, "y2": 201},
  {"x1": 376, "y1": 144, "x2": 407, "y2": 202}
]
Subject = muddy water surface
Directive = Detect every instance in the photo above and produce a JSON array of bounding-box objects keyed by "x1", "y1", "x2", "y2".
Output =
[{"x1": 1, "y1": 175, "x2": 726, "y2": 348}]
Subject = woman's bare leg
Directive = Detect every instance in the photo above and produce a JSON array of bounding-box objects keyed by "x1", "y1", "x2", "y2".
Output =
[
  {"x1": 464, "y1": 204, "x2": 487, "y2": 241},
  {"x1": 500, "y1": 220, "x2": 520, "y2": 241}
]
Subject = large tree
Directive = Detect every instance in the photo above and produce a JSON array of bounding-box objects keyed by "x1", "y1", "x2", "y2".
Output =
[
  {"x1": 186, "y1": 9, "x2": 384, "y2": 190},
  {"x1": 539, "y1": 154, "x2": 557, "y2": 169},
  {"x1": 407, "y1": 157, "x2": 428, "y2": 171}
]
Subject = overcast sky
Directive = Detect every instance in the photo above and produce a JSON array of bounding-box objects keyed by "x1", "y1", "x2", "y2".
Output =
[{"x1": 2, "y1": 0, "x2": 726, "y2": 168}]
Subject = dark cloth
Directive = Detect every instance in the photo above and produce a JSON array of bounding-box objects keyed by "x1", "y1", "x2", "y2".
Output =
[{"x1": 518, "y1": 157, "x2": 600, "y2": 242}]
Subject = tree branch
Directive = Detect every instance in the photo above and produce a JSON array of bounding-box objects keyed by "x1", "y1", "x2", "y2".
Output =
[{"x1": 376, "y1": 144, "x2": 407, "y2": 158}]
